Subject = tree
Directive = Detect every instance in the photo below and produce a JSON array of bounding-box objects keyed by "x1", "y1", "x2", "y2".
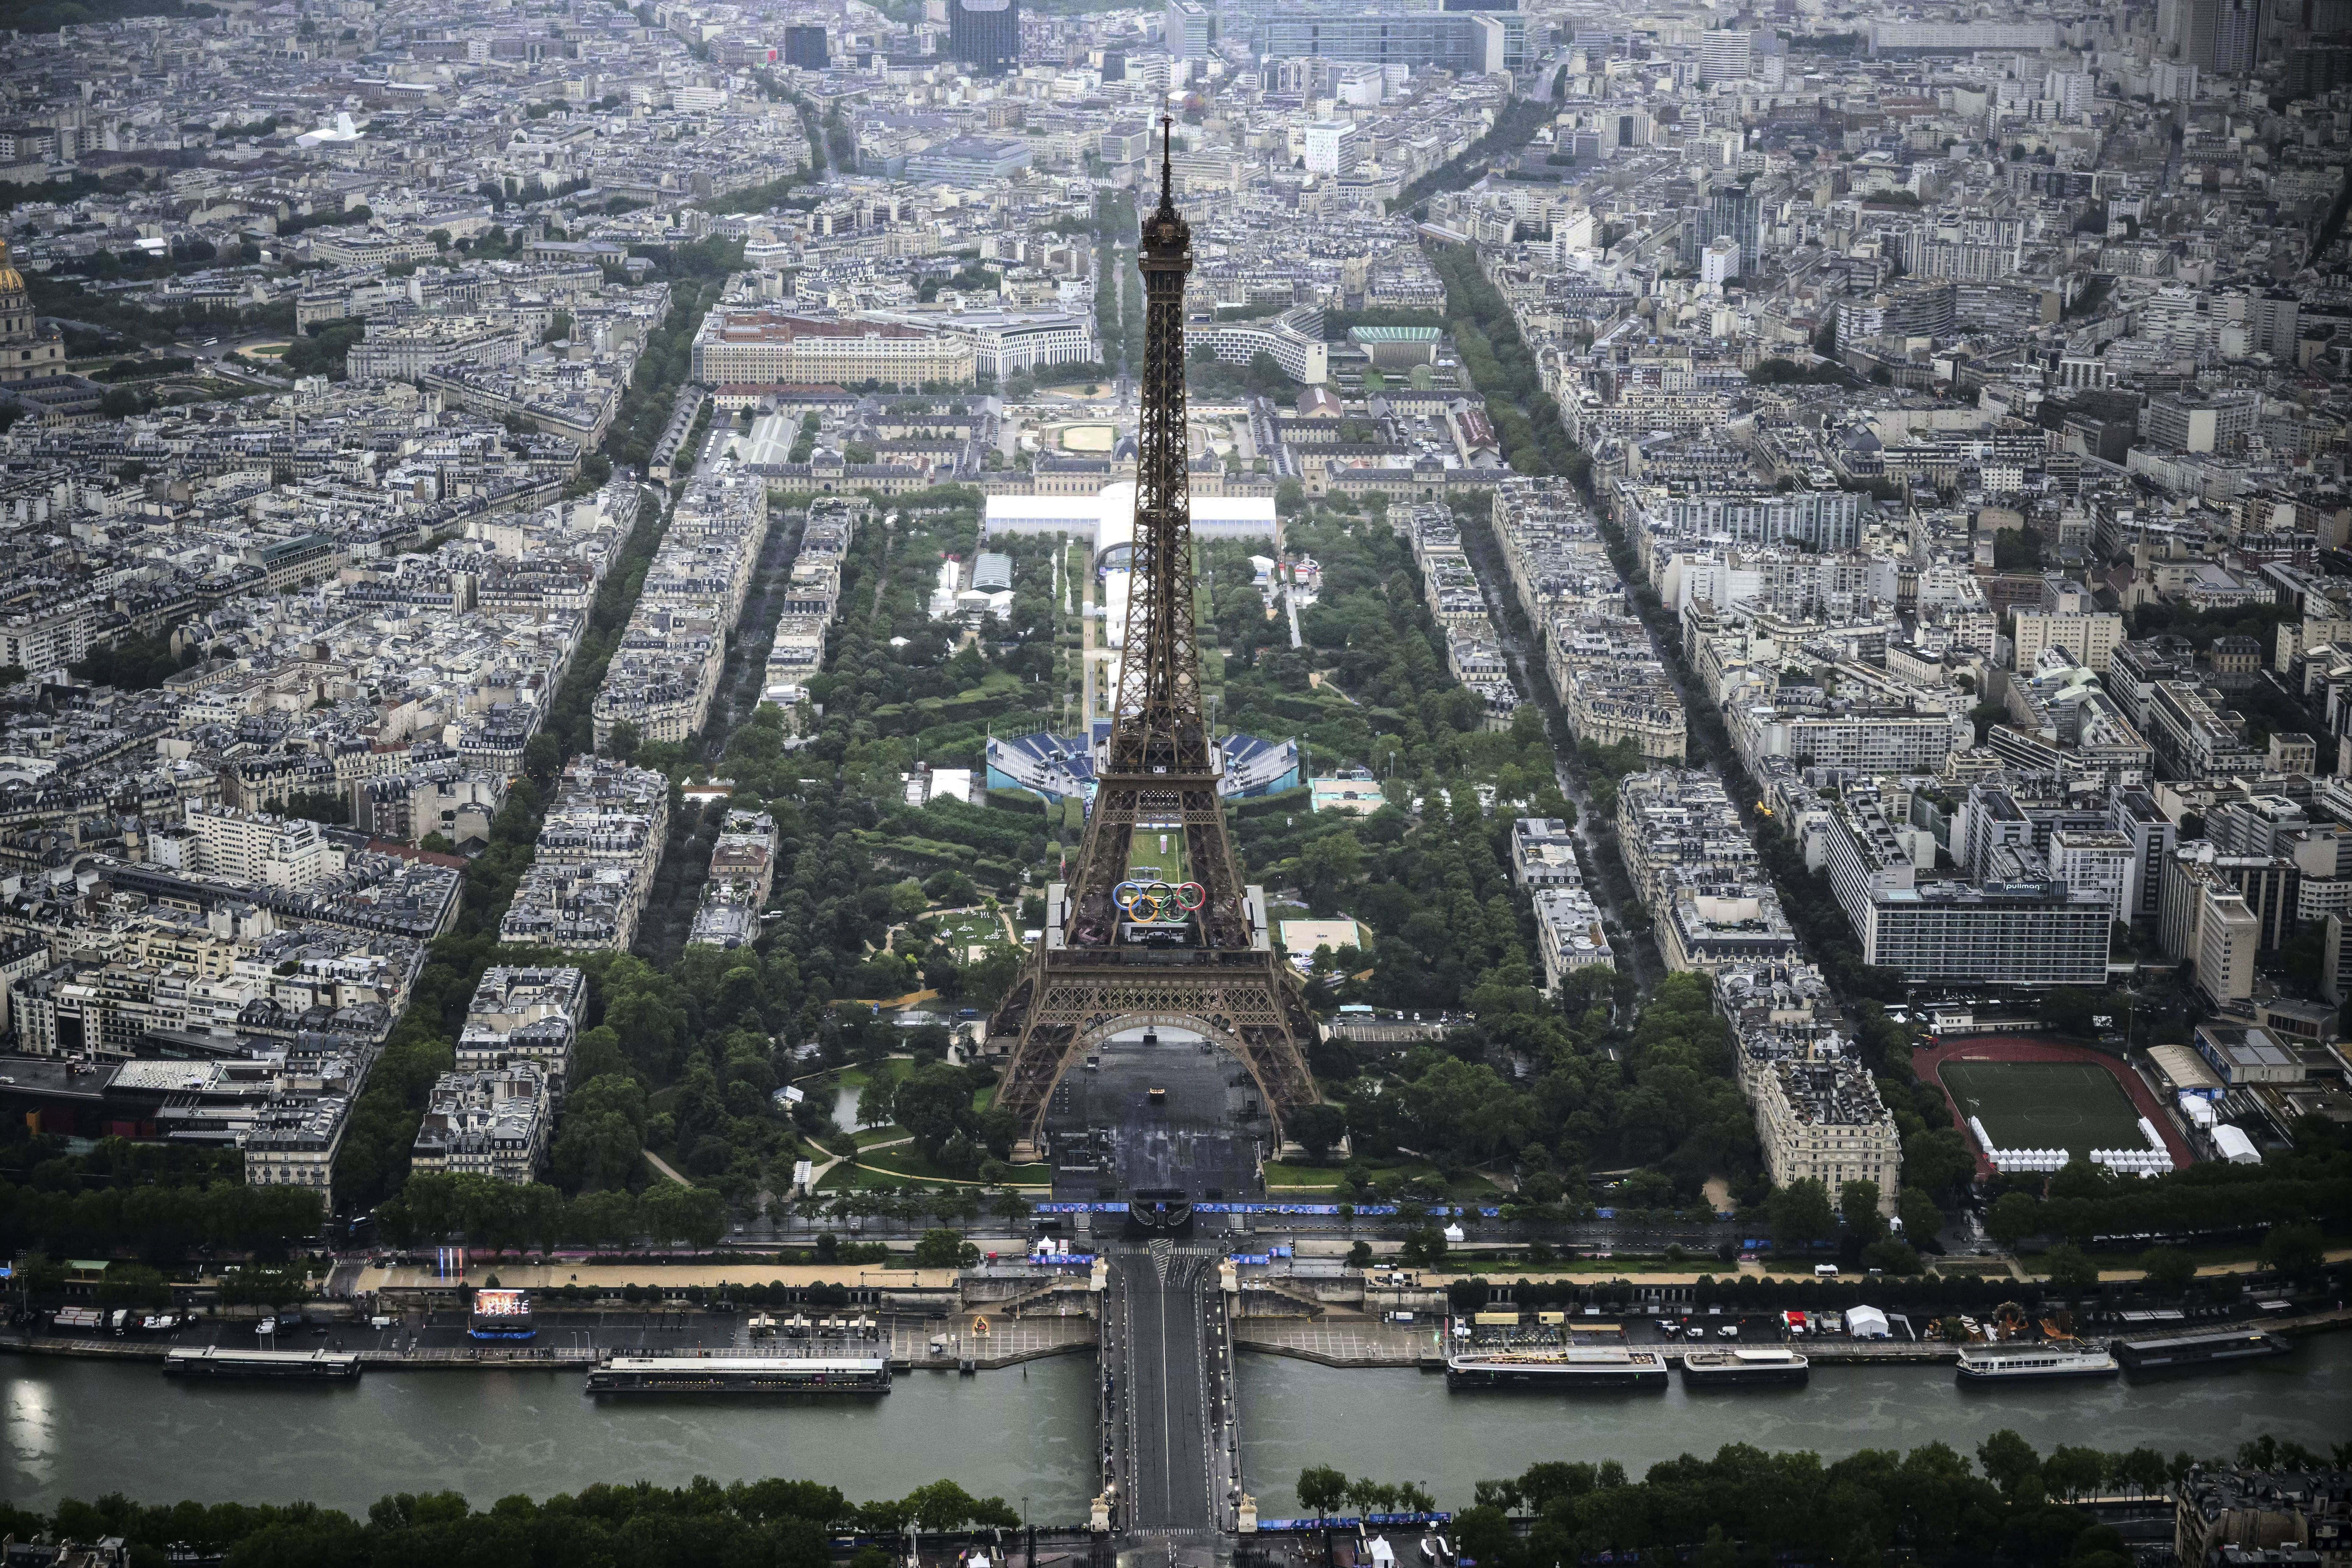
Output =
[
  {"x1": 1897, "y1": 1186, "x2": 1944, "y2": 1246},
  {"x1": 2041, "y1": 1244, "x2": 2101, "y2": 1293},
  {"x1": 1398, "y1": 1225, "x2": 1448, "y2": 1269},
  {"x1": 96, "y1": 1262, "x2": 171, "y2": 1309},
  {"x1": 1768, "y1": 1177, "x2": 1836, "y2": 1247},
  {"x1": 912, "y1": 1228, "x2": 972, "y2": 1269},
  {"x1": 1297, "y1": 1466, "x2": 1348, "y2": 1521},
  {"x1": 1904, "y1": 1128, "x2": 1977, "y2": 1196},
  {"x1": 1839, "y1": 1178, "x2": 1883, "y2": 1244},
  {"x1": 1977, "y1": 1429, "x2": 2043, "y2": 1499},
  {"x1": 2139, "y1": 1246, "x2": 2198, "y2": 1295},
  {"x1": 902, "y1": 1481, "x2": 984, "y2": 1532},
  {"x1": 551, "y1": 1110, "x2": 644, "y2": 1192},
  {"x1": 1860, "y1": 1238, "x2": 1922, "y2": 1274},
  {"x1": 1985, "y1": 1190, "x2": 2042, "y2": 1248},
  {"x1": 1296, "y1": 830, "x2": 1365, "y2": 910},
  {"x1": 894, "y1": 1064, "x2": 972, "y2": 1161},
  {"x1": 100, "y1": 386, "x2": 140, "y2": 417},
  {"x1": 2260, "y1": 1221, "x2": 2325, "y2": 1279},
  {"x1": 889, "y1": 878, "x2": 931, "y2": 921},
  {"x1": 1992, "y1": 526, "x2": 2044, "y2": 571},
  {"x1": 2048, "y1": 1157, "x2": 2114, "y2": 1202},
  {"x1": 640, "y1": 1182, "x2": 726, "y2": 1248},
  {"x1": 2042, "y1": 1446, "x2": 2108, "y2": 1502},
  {"x1": 1405, "y1": 1057, "x2": 1532, "y2": 1164},
  {"x1": 859, "y1": 1074, "x2": 898, "y2": 1131},
  {"x1": 1289, "y1": 1103, "x2": 1348, "y2": 1163},
  {"x1": 1449, "y1": 1504, "x2": 1505, "y2": 1561}
]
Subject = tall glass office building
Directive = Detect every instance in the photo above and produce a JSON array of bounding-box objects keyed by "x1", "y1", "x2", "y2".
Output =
[{"x1": 948, "y1": 0, "x2": 1019, "y2": 75}]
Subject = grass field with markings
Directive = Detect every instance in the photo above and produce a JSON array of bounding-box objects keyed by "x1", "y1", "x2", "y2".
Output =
[{"x1": 1939, "y1": 1059, "x2": 2146, "y2": 1157}]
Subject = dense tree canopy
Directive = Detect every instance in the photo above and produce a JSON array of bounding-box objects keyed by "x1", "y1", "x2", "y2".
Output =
[{"x1": 0, "y1": 1477, "x2": 1022, "y2": 1568}]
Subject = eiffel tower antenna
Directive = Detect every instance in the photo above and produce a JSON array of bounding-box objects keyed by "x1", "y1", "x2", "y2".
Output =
[{"x1": 985, "y1": 135, "x2": 1318, "y2": 1157}]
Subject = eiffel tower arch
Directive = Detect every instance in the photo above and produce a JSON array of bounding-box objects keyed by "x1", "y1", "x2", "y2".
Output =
[{"x1": 987, "y1": 124, "x2": 1319, "y2": 1157}]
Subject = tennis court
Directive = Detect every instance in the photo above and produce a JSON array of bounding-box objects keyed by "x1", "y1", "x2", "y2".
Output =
[{"x1": 1938, "y1": 1058, "x2": 2147, "y2": 1157}]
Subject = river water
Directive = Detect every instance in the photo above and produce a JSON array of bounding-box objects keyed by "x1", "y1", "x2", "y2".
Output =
[
  {"x1": 1, "y1": 1356, "x2": 1099, "y2": 1516},
  {"x1": 1235, "y1": 1340, "x2": 2352, "y2": 1514},
  {"x1": 6, "y1": 1339, "x2": 2348, "y2": 1516}
]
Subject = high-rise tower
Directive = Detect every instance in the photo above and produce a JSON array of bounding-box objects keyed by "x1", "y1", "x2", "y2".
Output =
[
  {"x1": 947, "y1": 0, "x2": 1019, "y2": 76},
  {"x1": 985, "y1": 124, "x2": 1319, "y2": 1156}
]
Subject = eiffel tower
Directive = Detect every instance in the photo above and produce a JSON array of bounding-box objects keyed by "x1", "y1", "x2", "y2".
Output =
[{"x1": 986, "y1": 122, "x2": 1319, "y2": 1158}]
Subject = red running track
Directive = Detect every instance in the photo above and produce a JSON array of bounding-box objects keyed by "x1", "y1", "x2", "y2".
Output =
[{"x1": 1910, "y1": 1034, "x2": 2197, "y2": 1177}]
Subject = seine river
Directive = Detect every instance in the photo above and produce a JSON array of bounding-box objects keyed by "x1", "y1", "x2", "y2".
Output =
[{"x1": 6, "y1": 1339, "x2": 2348, "y2": 1516}]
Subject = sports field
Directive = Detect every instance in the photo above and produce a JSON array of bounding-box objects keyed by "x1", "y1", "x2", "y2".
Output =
[{"x1": 1939, "y1": 1059, "x2": 2146, "y2": 1157}]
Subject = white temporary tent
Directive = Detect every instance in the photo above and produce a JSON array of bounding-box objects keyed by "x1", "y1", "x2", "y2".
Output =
[
  {"x1": 1845, "y1": 1305, "x2": 1891, "y2": 1339},
  {"x1": 2213, "y1": 1124, "x2": 2262, "y2": 1165}
]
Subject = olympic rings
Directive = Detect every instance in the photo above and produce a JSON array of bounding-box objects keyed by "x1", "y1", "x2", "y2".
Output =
[{"x1": 1114, "y1": 879, "x2": 1204, "y2": 922}]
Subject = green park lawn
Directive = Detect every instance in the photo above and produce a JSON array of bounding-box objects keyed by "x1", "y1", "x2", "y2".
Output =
[
  {"x1": 1262, "y1": 1159, "x2": 1501, "y2": 1198},
  {"x1": 1261, "y1": 1162, "x2": 1348, "y2": 1188},
  {"x1": 855, "y1": 1142, "x2": 1044, "y2": 1184},
  {"x1": 933, "y1": 911, "x2": 1010, "y2": 943}
]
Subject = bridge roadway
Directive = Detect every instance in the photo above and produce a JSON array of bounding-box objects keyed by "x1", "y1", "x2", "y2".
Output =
[{"x1": 1103, "y1": 1241, "x2": 1239, "y2": 1541}]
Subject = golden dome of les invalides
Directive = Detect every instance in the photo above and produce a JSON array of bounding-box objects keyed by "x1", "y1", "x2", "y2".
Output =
[{"x1": 0, "y1": 237, "x2": 66, "y2": 384}]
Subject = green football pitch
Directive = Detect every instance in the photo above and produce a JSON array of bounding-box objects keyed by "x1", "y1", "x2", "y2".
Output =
[{"x1": 1938, "y1": 1059, "x2": 2147, "y2": 1157}]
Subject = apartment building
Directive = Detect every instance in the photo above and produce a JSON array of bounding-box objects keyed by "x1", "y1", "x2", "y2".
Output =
[
  {"x1": 1823, "y1": 783, "x2": 2111, "y2": 984},
  {"x1": 457, "y1": 965, "x2": 588, "y2": 1095},
  {"x1": 1659, "y1": 880, "x2": 1804, "y2": 973},
  {"x1": 1509, "y1": 816, "x2": 1582, "y2": 890},
  {"x1": 179, "y1": 804, "x2": 334, "y2": 891},
  {"x1": 410, "y1": 1062, "x2": 551, "y2": 1183},
  {"x1": 1729, "y1": 698, "x2": 1965, "y2": 776},
  {"x1": 498, "y1": 756, "x2": 671, "y2": 952},
  {"x1": 241, "y1": 1095, "x2": 351, "y2": 1209},
  {"x1": 2111, "y1": 784, "x2": 2180, "y2": 920},
  {"x1": 2146, "y1": 678, "x2": 2264, "y2": 780},
  {"x1": 2050, "y1": 828, "x2": 2137, "y2": 922},
  {"x1": 1715, "y1": 961, "x2": 1899, "y2": 1213},
  {"x1": 2012, "y1": 609, "x2": 2126, "y2": 673},
  {"x1": 1752, "y1": 1050, "x2": 1902, "y2": 1208},
  {"x1": 692, "y1": 810, "x2": 779, "y2": 947},
  {"x1": 1532, "y1": 885, "x2": 1614, "y2": 992},
  {"x1": 2156, "y1": 849, "x2": 2282, "y2": 1017},
  {"x1": 1616, "y1": 769, "x2": 1756, "y2": 907}
]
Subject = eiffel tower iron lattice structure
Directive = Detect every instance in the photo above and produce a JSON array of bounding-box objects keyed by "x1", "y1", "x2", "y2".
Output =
[{"x1": 986, "y1": 122, "x2": 1319, "y2": 1156}]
